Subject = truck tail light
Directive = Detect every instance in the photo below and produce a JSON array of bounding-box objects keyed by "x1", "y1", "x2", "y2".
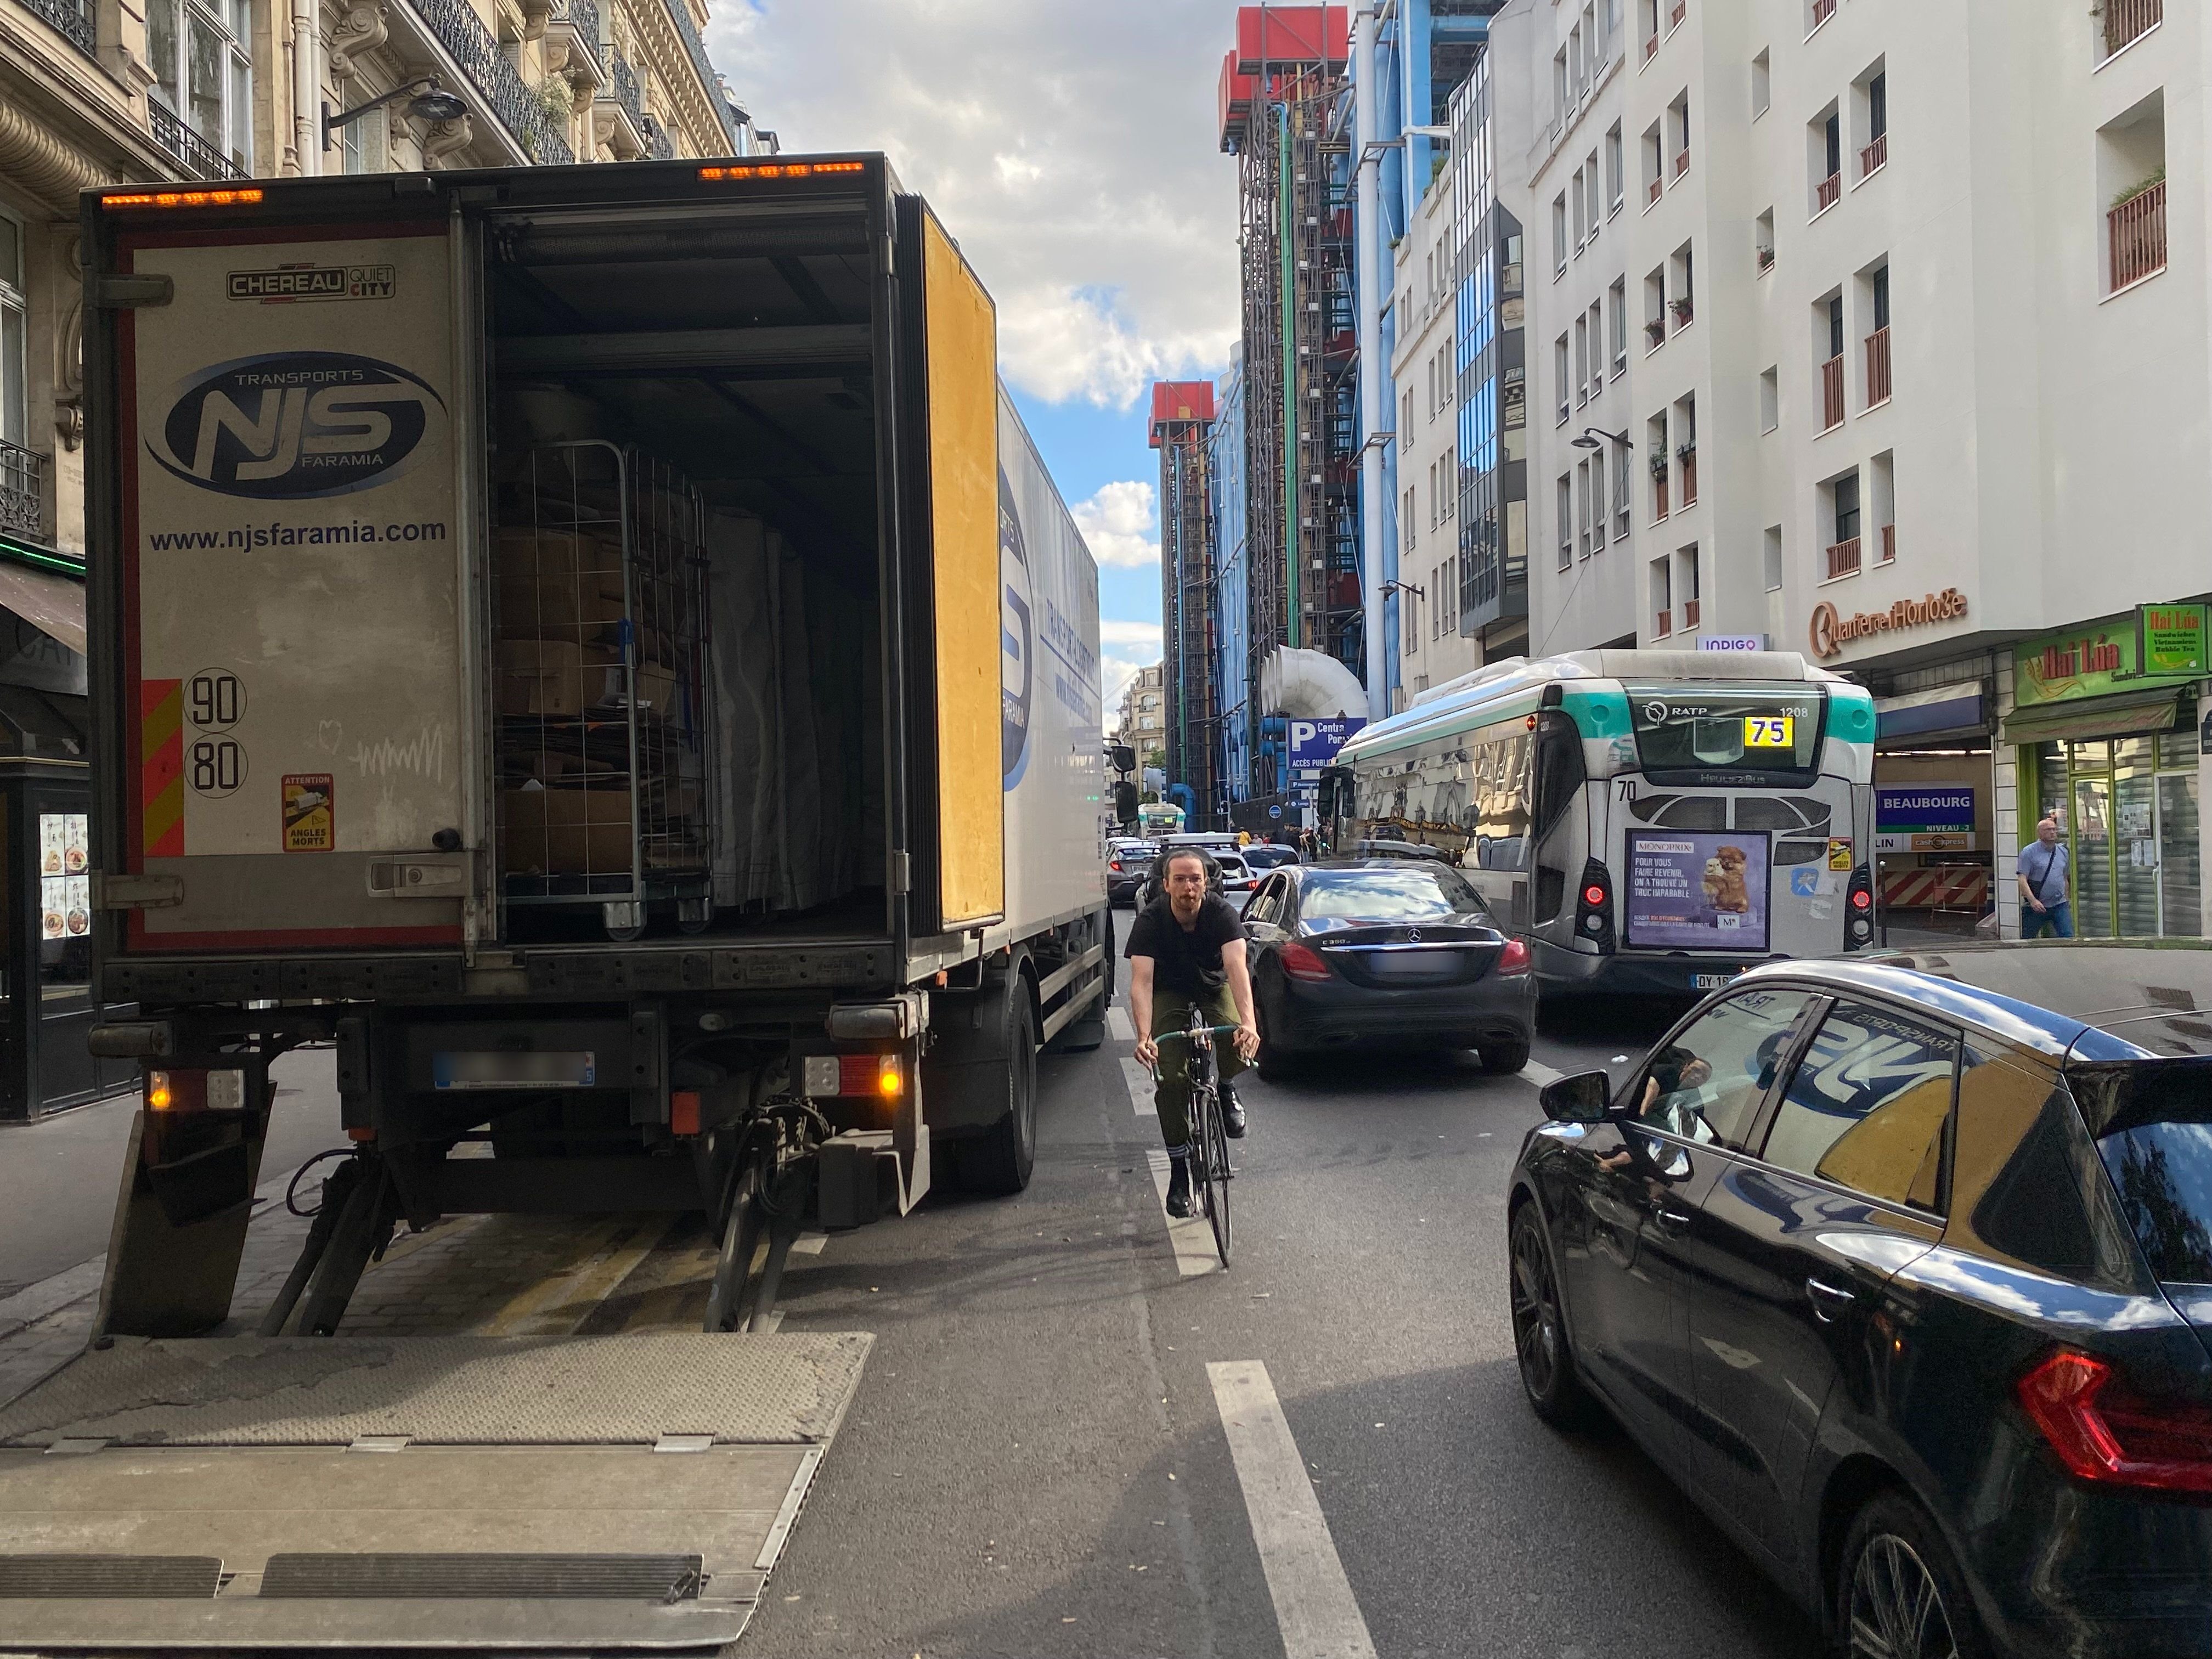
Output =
[
  {"x1": 1279, "y1": 941, "x2": 1333, "y2": 982},
  {"x1": 804, "y1": 1054, "x2": 906, "y2": 1099},
  {"x1": 1575, "y1": 860, "x2": 1616, "y2": 951},
  {"x1": 145, "y1": 1068, "x2": 247, "y2": 1112},
  {"x1": 877, "y1": 1055, "x2": 902, "y2": 1099},
  {"x1": 1496, "y1": 938, "x2": 1532, "y2": 976},
  {"x1": 2017, "y1": 1350, "x2": 2212, "y2": 1494}
]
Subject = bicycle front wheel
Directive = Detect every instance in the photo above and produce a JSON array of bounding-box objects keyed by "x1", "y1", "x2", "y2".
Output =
[{"x1": 1200, "y1": 1082, "x2": 1232, "y2": 1267}]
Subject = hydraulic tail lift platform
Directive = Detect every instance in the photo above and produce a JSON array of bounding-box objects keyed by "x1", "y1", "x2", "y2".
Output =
[{"x1": 0, "y1": 1330, "x2": 870, "y2": 1647}]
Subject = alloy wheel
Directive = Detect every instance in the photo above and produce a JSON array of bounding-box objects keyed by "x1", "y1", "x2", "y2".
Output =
[
  {"x1": 1509, "y1": 1215, "x2": 1561, "y2": 1397},
  {"x1": 1847, "y1": 1534, "x2": 1959, "y2": 1659}
]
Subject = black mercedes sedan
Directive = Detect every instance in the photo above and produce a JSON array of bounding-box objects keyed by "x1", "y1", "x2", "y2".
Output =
[
  {"x1": 1508, "y1": 944, "x2": 2212, "y2": 1659},
  {"x1": 1240, "y1": 859, "x2": 1534, "y2": 1076}
]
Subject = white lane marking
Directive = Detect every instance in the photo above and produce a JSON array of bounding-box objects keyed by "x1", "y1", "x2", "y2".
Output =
[
  {"x1": 788, "y1": 1233, "x2": 828, "y2": 1256},
  {"x1": 1207, "y1": 1360, "x2": 1379, "y2": 1659},
  {"x1": 1522, "y1": 1060, "x2": 1566, "y2": 1088},
  {"x1": 1121, "y1": 1056, "x2": 1158, "y2": 1117},
  {"x1": 1144, "y1": 1150, "x2": 1218, "y2": 1278},
  {"x1": 1109, "y1": 1006, "x2": 1136, "y2": 1042}
]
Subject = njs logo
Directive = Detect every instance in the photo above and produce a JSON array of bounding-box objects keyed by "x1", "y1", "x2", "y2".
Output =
[{"x1": 147, "y1": 352, "x2": 444, "y2": 500}]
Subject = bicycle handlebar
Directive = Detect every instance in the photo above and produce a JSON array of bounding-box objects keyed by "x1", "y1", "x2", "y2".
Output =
[{"x1": 1153, "y1": 1024, "x2": 1245, "y2": 1044}]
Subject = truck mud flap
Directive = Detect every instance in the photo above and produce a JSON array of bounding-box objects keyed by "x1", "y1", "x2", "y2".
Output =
[{"x1": 0, "y1": 1331, "x2": 869, "y2": 1649}]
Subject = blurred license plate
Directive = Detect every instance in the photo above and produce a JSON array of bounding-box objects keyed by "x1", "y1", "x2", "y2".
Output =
[
  {"x1": 1691, "y1": 973, "x2": 1738, "y2": 990},
  {"x1": 433, "y1": 1051, "x2": 596, "y2": 1090}
]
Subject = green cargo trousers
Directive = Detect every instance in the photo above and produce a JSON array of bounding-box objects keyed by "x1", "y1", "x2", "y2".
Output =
[{"x1": 1149, "y1": 983, "x2": 1245, "y2": 1151}]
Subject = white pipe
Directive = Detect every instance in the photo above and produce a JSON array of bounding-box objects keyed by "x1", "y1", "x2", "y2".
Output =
[
  {"x1": 1353, "y1": 3, "x2": 1387, "y2": 722},
  {"x1": 293, "y1": 0, "x2": 319, "y2": 175}
]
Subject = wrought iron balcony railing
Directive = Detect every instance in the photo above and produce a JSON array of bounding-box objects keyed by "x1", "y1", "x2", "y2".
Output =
[
  {"x1": 148, "y1": 101, "x2": 247, "y2": 181},
  {"x1": 549, "y1": 0, "x2": 601, "y2": 69},
  {"x1": 640, "y1": 114, "x2": 675, "y2": 160},
  {"x1": 408, "y1": 0, "x2": 573, "y2": 163},
  {"x1": 611, "y1": 55, "x2": 642, "y2": 122},
  {"x1": 0, "y1": 443, "x2": 48, "y2": 545},
  {"x1": 25, "y1": 0, "x2": 96, "y2": 58},
  {"x1": 660, "y1": 0, "x2": 735, "y2": 149}
]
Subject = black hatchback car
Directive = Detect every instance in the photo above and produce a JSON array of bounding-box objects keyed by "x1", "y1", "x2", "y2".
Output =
[
  {"x1": 1508, "y1": 944, "x2": 2212, "y2": 1659},
  {"x1": 1240, "y1": 859, "x2": 1534, "y2": 1077}
]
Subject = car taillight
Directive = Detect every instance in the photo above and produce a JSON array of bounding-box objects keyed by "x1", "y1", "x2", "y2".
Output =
[
  {"x1": 1582, "y1": 885, "x2": 1606, "y2": 907},
  {"x1": 1109, "y1": 860, "x2": 1122, "y2": 872},
  {"x1": 1280, "y1": 941, "x2": 1333, "y2": 983},
  {"x1": 2017, "y1": 1350, "x2": 2212, "y2": 1494},
  {"x1": 1496, "y1": 938, "x2": 1531, "y2": 975}
]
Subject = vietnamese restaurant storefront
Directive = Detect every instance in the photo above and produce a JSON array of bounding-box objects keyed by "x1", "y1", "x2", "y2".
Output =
[{"x1": 2007, "y1": 605, "x2": 2209, "y2": 940}]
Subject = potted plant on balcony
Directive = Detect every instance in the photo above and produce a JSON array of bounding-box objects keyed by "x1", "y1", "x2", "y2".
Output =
[
  {"x1": 1756, "y1": 245, "x2": 1775, "y2": 272},
  {"x1": 1649, "y1": 448, "x2": 1669, "y2": 477},
  {"x1": 1644, "y1": 317, "x2": 1666, "y2": 347},
  {"x1": 1669, "y1": 295, "x2": 1694, "y2": 325}
]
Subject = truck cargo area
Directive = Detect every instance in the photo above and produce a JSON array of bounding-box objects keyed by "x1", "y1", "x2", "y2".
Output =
[{"x1": 487, "y1": 200, "x2": 889, "y2": 946}]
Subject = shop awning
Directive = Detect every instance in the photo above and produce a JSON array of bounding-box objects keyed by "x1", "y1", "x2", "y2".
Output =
[
  {"x1": 1877, "y1": 685, "x2": 1986, "y2": 747},
  {"x1": 0, "y1": 560, "x2": 86, "y2": 657},
  {"x1": 1999, "y1": 686, "x2": 2183, "y2": 747}
]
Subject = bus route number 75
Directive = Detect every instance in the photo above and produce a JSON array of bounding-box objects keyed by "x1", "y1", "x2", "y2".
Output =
[{"x1": 1743, "y1": 715, "x2": 1795, "y2": 749}]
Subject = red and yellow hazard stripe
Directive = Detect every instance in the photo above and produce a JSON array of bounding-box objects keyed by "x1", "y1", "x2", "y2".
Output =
[{"x1": 141, "y1": 679, "x2": 184, "y2": 858}]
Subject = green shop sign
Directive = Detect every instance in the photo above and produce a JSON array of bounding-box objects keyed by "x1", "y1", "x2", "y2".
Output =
[
  {"x1": 2143, "y1": 603, "x2": 2209, "y2": 675},
  {"x1": 2015, "y1": 607, "x2": 2207, "y2": 707}
]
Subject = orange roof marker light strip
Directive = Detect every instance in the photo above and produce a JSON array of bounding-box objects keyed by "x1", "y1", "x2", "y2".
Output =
[
  {"x1": 697, "y1": 161, "x2": 865, "y2": 182},
  {"x1": 104, "y1": 188, "x2": 264, "y2": 210}
]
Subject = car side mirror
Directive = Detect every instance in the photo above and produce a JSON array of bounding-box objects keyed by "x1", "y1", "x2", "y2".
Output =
[{"x1": 1539, "y1": 1069, "x2": 1613, "y2": 1124}]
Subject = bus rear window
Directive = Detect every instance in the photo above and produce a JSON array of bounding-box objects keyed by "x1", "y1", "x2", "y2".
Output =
[{"x1": 1625, "y1": 685, "x2": 1825, "y2": 780}]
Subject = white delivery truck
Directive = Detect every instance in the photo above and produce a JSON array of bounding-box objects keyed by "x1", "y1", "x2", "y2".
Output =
[{"x1": 0, "y1": 155, "x2": 1111, "y2": 1651}]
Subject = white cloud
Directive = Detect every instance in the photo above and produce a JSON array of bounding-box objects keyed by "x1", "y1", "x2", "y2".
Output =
[
  {"x1": 706, "y1": 2, "x2": 1240, "y2": 409},
  {"x1": 1099, "y1": 653, "x2": 1151, "y2": 735},
  {"x1": 1099, "y1": 619, "x2": 1164, "y2": 652},
  {"x1": 1071, "y1": 479, "x2": 1159, "y2": 570}
]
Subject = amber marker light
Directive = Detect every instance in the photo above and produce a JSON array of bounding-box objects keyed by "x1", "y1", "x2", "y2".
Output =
[
  {"x1": 877, "y1": 1055, "x2": 902, "y2": 1099},
  {"x1": 146, "y1": 1071, "x2": 174, "y2": 1110},
  {"x1": 103, "y1": 188, "x2": 265, "y2": 210},
  {"x1": 696, "y1": 161, "x2": 864, "y2": 183}
]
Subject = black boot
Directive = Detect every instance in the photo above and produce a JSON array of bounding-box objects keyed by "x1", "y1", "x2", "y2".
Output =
[
  {"x1": 1221, "y1": 1080, "x2": 1247, "y2": 1139},
  {"x1": 1165, "y1": 1152, "x2": 1194, "y2": 1218}
]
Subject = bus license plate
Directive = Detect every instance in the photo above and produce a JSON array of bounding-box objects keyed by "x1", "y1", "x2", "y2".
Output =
[
  {"x1": 433, "y1": 1051, "x2": 597, "y2": 1090},
  {"x1": 1743, "y1": 715, "x2": 1795, "y2": 748},
  {"x1": 1692, "y1": 973, "x2": 1738, "y2": 990}
]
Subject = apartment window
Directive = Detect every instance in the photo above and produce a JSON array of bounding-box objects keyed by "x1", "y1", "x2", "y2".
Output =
[
  {"x1": 1674, "y1": 393, "x2": 1697, "y2": 505},
  {"x1": 1403, "y1": 387, "x2": 1415, "y2": 450},
  {"x1": 1557, "y1": 474, "x2": 1573, "y2": 571},
  {"x1": 2101, "y1": 0, "x2": 2162, "y2": 59},
  {"x1": 1860, "y1": 68, "x2": 1888, "y2": 177},
  {"x1": 1574, "y1": 315, "x2": 1589, "y2": 404},
  {"x1": 1759, "y1": 365, "x2": 1779, "y2": 432},
  {"x1": 1403, "y1": 569, "x2": 1420, "y2": 653},
  {"x1": 0, "y1": 217, "x2": 24, "y2": 461},
  {"x1": 1643, "y1": 123, "x2": 1663, "y2": 206},
  {"x1": 1756, "y1": 207, "x2": 1775, "y2": 274},
  {"x1": 1641, "y1": 0, "x2": 1659, "y2": 58},
  {"x1": 1865, "y1": 263, "x2": 1892, "y2": 407},
  {"x1": 1871, "y1": 451, "x2": 1896, "y2": 563},
  {"x1": 1442, "y1": 554, "x2": 1459, "y2": 633},
  {"x1": 1555, "y1": 334, "x2": 1571, "y2": 424},
  {"x1": 1763, "y1": 524, "x2": 1784, "y2": 591},
  {"x1": 1650, "y1": 557, "x2": 1672, "y2": 636},
  {"x1": 1751, "y1": 48, "x2": 1770, "y2": 120},
  {"x1": 1819, "y1": 293, "x2": 1846, "y2": 429},
  {"x1": 1669, "y1": 240, "x2": 1694, "y2": 330},
  {"x1": 1606, "y1": 123, "x2": 1625, "y2": 212},
  {"x1": 1808, "y1": 0, "x2": 1836, "y2": 32},
  {"x1": 1592, "y1": 450, "x2": 1609, "y2": 550},
  {"x1": 1577, "y1": 460, "x2": 1593, "y2": 559},
  {"x1": 1404, "y1": 485, "x2": 1418, "y2": 553},
  {"x1": 1648, "y1": 411, "x2": 1670, "y2": 520},
  {"x1": 1670, "y1": 92, "x2": 1691, "y2": 177},
  {"x1": 1644, "y1": 267, "x2": 1667, "y2": 350},
  {"x1": 1827, "y1": 469, "x2": 1863, "y2": 579},
  {"x1": 1814, "y1": 108, "x2": 1842, "y2": 214},
  {"x1": 1553, "y1": 194, "x2": 1569, "y2": 275},
  {"x1": 1608, "y1": 278, "x2": 1628, "y2": 373},
  {"x1": 2100, "y1": 91, "x2": 2168, "y2": 294},
  {"x1": 1675, "y1": 545, "x2": 1701, "y2": 630},
  {"x1": 1613, "y1": 442, "x2": 1633, "y2": 539},
  {"x1": 146, "y1": 0, "x2": 254, "y2": 173},
  {"x1": 1554, "y1": 47, "x2": 1570, "y2": 117},
  {"x1": 1441, "y1": 439, "x2": 1455, "y2": 520}
]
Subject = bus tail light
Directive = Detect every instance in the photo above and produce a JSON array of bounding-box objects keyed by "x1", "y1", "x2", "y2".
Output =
[
  {"x1": 1846, "y1": 865, "x2": 1875, "y2": 949},
  {"x1": 1574, "y1": 861, "x2": 1616, "y2": 952}
]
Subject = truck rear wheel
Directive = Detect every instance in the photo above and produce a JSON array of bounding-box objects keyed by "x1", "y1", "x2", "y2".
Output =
[{"x1": 961, "y1": 986, "x2": 1038, "y2": 1196}]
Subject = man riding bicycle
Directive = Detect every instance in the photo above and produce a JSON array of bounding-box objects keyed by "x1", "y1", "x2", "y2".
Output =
[{"x1": 1126, "y1": 848, "x2": 1261, "y2": 1218}]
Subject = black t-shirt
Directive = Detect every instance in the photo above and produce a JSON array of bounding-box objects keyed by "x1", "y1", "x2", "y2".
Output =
[{"x1": 1124, "y1": 893, "x2": 1243, "y2": 995}]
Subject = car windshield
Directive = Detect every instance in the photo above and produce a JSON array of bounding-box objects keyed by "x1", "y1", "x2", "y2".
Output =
[
  {"x1": 2090, "y1": 1062, "x2": 2212, "y2": 1287},
  {"x1": 1297, "y1": 867, "x2": 1488, "y2": 925}
]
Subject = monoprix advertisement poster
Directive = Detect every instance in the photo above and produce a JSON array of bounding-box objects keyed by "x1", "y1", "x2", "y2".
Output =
[{"x1": 1624, "y1": 831, "x2": 1771, "y2": 951}]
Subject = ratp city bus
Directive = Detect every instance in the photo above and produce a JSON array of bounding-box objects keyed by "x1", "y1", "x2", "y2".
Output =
[
  {"x1": 1137, "y1": 801, "x2": 1187, "y2": 837},
  {"x1": 1323, "y1": 650, "x2": 1878, "y2": 1000}
]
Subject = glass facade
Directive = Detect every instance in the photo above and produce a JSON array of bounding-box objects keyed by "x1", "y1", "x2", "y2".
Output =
[
  {"x1": 2029, "y1": 734, "x2": 2202, "y2": 938},
  {"x1": 1209, "y1": 350, "x2": 1251, "y2": 816},
  {"x1": 1450, "y1": 53, "x2": 1526, "y2": 636}
]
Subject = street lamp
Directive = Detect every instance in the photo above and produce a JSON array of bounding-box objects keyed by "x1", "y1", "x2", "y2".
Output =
[
  {"x1": 1571, "y1": 426, "x2": 1633, "y2": 451},
  {"x1": 1378, "y1": 579, "x2": 1426, "y2": 601},
  {"x1": 323, "y1": 78, "x2": 469, "y2": 152}
]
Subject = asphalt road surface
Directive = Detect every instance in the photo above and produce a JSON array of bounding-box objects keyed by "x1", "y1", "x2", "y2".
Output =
[{"x1": 743, "y1": 986, "x2": 1819, "y2": 1659}]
